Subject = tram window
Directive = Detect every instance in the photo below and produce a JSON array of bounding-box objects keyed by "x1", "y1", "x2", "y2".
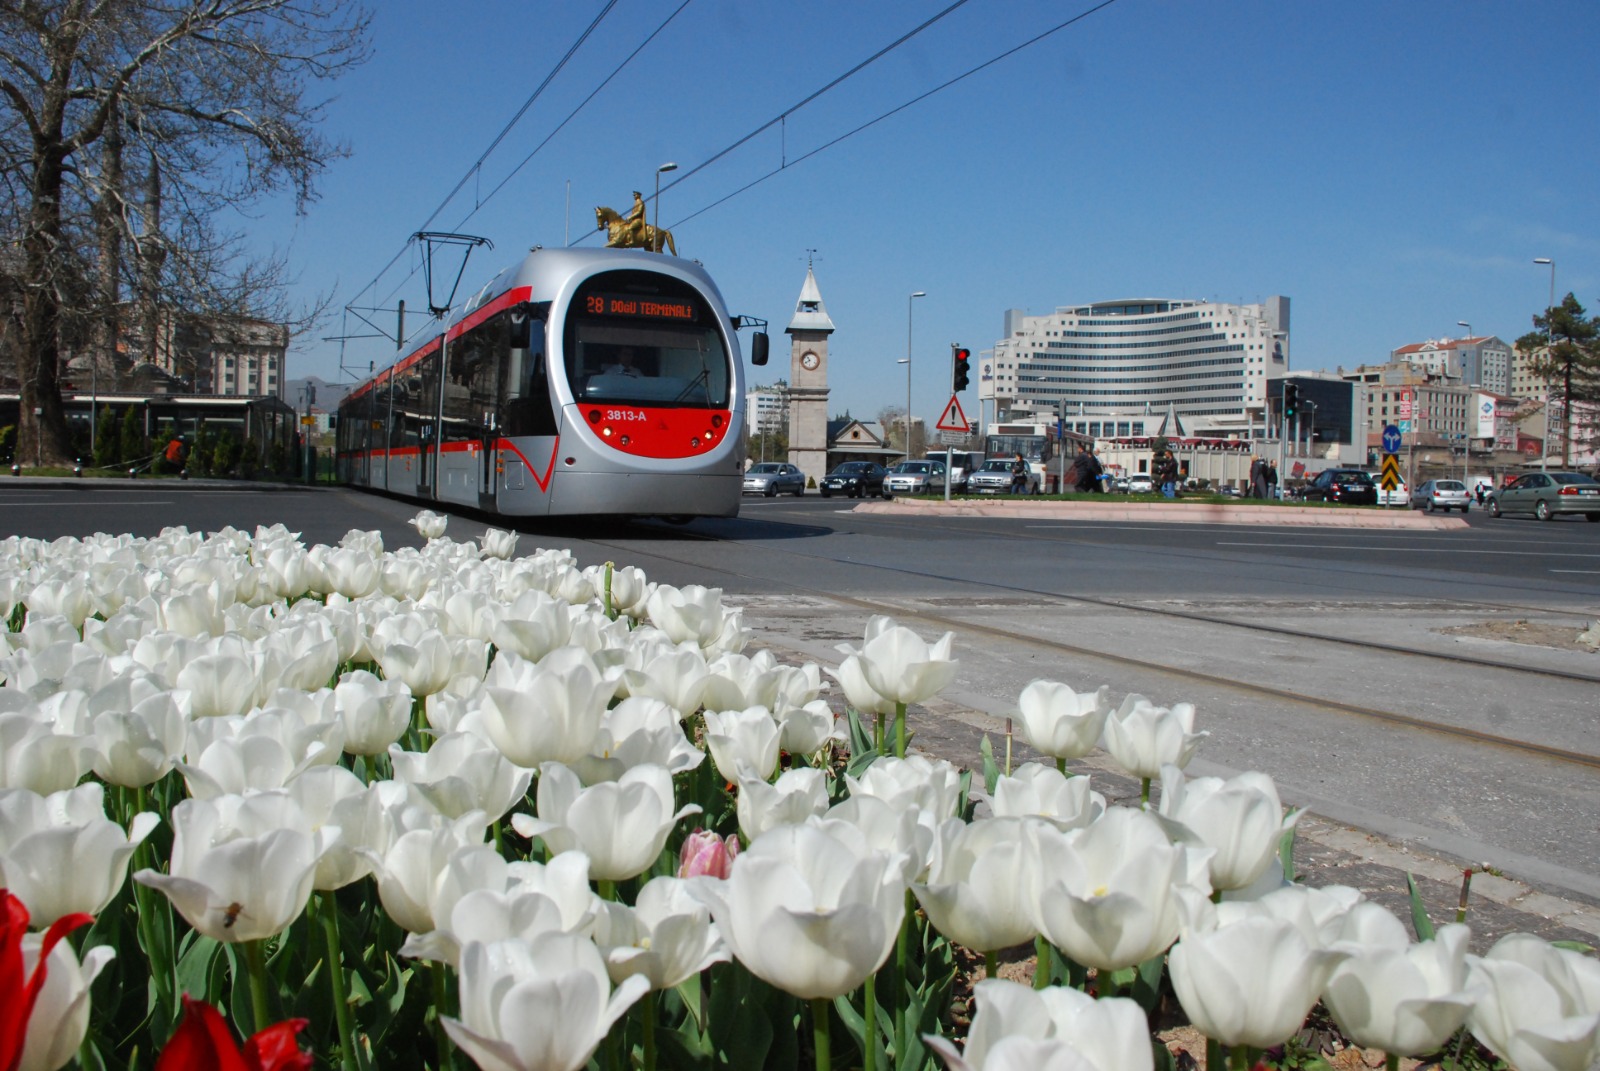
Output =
[{"x1": 502, "y1": 311, "x2": 556, "y2": 437}]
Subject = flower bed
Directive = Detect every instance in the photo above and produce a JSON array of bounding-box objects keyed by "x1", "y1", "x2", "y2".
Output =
[{"x1": 0, "y1": 513, "x2": 1594, "y2": 1071}]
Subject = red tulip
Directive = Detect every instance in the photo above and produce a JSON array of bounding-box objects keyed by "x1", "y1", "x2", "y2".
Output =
[
  {"x1": 0, "y1": 889, "x2": 92, "y2": 1071},
  {"x1": 155, "y1": 997, "x2": 311, "y2": 1071}
]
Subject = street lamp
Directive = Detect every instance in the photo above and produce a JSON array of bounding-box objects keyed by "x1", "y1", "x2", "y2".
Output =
[
  {"x1": 906, "y1": 291, "x2": 925, "y2": 457},
  {"x1": 1534, "y1": 258, "x2": 1555, "y2": 469},
  {"x1": 653, "y1": 162, "x2": 678, "y2": 253}
]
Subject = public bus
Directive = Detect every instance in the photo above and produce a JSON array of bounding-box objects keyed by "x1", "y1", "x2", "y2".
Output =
[{"x1": 336, "y1": 246, "x2": 768, "y2": 519}]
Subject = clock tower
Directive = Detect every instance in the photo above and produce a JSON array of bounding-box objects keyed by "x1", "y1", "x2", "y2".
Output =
[{"x1": 786, "y1": 264, "x2": 834, "y2": 484}]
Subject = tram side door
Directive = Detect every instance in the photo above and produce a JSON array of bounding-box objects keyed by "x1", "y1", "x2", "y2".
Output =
[
  {"x1": 473, "y1": 340, "x2": 502, "y2": 512},
  {"x1": 416, "y1": 346, "x2": 442, "y2": 500}
]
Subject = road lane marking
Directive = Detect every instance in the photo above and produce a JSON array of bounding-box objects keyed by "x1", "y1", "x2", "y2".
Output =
[
  {"x1": 0, "y1": 499, "x2": 176, "y2": 507},
  {"x1": 1214, "y1": 541, "x2": 1600, "y2": 557}
]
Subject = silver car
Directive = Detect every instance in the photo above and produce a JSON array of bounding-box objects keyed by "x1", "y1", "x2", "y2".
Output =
[
  {"x1": 883, "y1": 460, "x2": 946, "y2": 496},
  {"x1": 1414, "y1": 479, "x2": 1471, "y2": 513},
  {"x1": 742, "y1": 462, "x2": 806, "y2": 497},
  {"x1": 1488, "y1": 471, "x2": 1600, "y2": 521}
]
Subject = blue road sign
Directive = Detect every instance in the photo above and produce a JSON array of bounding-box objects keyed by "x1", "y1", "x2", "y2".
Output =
[{"x1": 1382, "y1": 424, "x2": 1402, "y2": 453}]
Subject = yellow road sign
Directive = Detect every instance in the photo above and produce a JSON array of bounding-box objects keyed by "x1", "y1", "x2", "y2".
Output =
[{"x1": 1380, "y1": 453, "x2": 1400, "y2": 491}]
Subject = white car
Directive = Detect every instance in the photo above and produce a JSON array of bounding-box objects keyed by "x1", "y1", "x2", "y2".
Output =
[
  {"x1": 1368, "y1": 473, "x2": 1409, "y2": 507},
  {"x1": 883, "y1": 460, "x2": 946, "y2": 496},
  {"x1": 1127, "y1": 473, "x2": 1154, "y2": 494},
  {"x1": 967, "y1": 458, "x2": 1040, "y2": 494}
]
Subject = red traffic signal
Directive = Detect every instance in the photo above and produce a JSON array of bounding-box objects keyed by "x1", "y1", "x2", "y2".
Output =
[{"x1": 952, "y1": 346, "x2": 971, "y2": 391}]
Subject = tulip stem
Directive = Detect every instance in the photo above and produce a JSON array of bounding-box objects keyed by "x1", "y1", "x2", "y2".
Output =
[
  {"x1": 1141, "y1": 777, "x2": 1152, "y2": 806},
  {"x1": 864, "y1": 973, "x2": 878, "y2": 1071},
  {"x1": 893, "y1": 888, "x2": 912, "y2": 1046},
  {"x1": 430, "y1": 960, "x2": 455, "y2": 1071},
  {"x1": 1034, "y1": 936, "x2": 1051, "y2": 989},
  {"x1": 243, "y1": 938, "x2": 272, "y2": 1036},
  {"x1": 1227, "y1": 1044, "x2": 1256, "y2": 1071},
  {"x1": 641, "y1": 990, "x2": 657, "y2": 1071},
  {"x1": 984, "y1": 950, "x2": 998, "y2": 979},
  {"x1": 894, "y1": 701, "x2": 907, "y2": 758},
  {"x1": 1384, "y1": 1053, "x2": 1399, "y2": 1071},
  {"x1": 1207, "y1": 1039, "x2": 1222, "y2": 1071},
  {"x1": 874, "y1": 711, "x2": 885, "y2": 755},
  {"x1": 318, "y1": 892, "x2": 364, "y2": 1071},
  {"x1": 811, "y1": 997, "x2": 832, "y2": 1071},
  {"x1": 598, "y1": 879, "x2": 616, "y2": 902}
]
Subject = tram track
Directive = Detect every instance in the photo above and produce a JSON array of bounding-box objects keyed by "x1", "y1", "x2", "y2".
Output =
[{"x1": 596, "y1": 521, "x2": 1600, "y2": 773}]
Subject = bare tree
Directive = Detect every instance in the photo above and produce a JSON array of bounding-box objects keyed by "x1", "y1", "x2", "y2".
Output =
[{"x1": 0, "y1": 0, "x2": 370, "y2": 465}]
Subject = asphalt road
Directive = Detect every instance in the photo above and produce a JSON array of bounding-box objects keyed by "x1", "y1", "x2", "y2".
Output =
[{"x1": 5, "y1": 482, "x2": 1600, "y2": 923}]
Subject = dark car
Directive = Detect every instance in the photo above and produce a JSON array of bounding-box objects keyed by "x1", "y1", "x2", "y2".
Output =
[
  {"x1": 1488, "y1": 471, "x2": 1600, "y2": 521},
  {"x1": 1301, "y1": 468, "x2": 1377, "y2": 505},
  {"x1": 742, "y1": 462, "x2": 806, "y2": 497},
  {"x1": 819, "y1": 461, "x2": 889, "y2": 499}
]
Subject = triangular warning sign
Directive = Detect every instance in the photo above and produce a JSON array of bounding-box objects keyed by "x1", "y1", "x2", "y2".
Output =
[{"x1": 936, "y1": 395, "x2": 970, "y2": 432}]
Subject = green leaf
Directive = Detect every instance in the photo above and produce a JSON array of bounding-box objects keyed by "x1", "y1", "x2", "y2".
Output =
[
  {"x1": 1552, "y1": 940, "x2": 1598, "y2": 954},
  {"x1": 1406, "y1": 872, "x2": 1436, "y2": 941},
  {"x1": 979, "y1": 734, "x2": 1000, "y2": 795},
  {"x1": 1278, "y1": 815, "x2": 1301, "y2": 883}
]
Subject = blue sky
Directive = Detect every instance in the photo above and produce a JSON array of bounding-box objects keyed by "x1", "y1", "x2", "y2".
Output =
[{"x1": 265, "y1": 0, "x2": 1600, "y2": 427}]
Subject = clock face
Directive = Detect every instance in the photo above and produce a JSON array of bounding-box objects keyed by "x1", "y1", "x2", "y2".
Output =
[{"x1": 800, "y1": 352, "x2": 819, "y2": 371}]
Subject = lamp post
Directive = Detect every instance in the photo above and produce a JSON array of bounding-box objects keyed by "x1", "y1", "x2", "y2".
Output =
[
  {"x1": 1533, "y1": 258, "x2": 1555, "y2": 469},
  {"x1": 654, "y1": 162, "x2": 678, "y2": 253},
  {"x1": 905, "y1": 291, "x2": 925, "y2": 457}
]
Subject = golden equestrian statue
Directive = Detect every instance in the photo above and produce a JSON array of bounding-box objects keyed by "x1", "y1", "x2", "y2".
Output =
[{"x1": 595, "y1": 191, "x2": 677, "y2": 255}]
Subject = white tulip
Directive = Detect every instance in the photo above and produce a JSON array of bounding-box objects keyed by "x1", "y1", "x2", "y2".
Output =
[
  {"x1": 513, "y1": 763, "x2": 699, "y2": 883},
  {"x1": 847, "y1": 753, "x2": 964, "y2": 821},
  {"x1": 645, "y1": 584, "x2": 728, "y2": 647},
  {"x1": 989, "y1": 763, "x2": 1105, "y2": 831},
  {"x1": 913, "y1": 817, "x2": 1039, "y2": 953},
  {"x1": 370, "y1": 826, "x2": 500, "y2": 936},
  {"x1": 285, "y1": 764, "x2": 385, "y2": 891},
  {"x1": 17, "y1": 930, "x2": 116, "y2": 1071},
  {"x1": 689, "y1": 820, "x2": 906, "y2": 999},
  {"x1": 594, "y1": 875, "x2": 729, "y2": 990},
  {"x1": 736, "y1": 765, "x2": 830, "y2": 842},
  {"x1": 927, "y1": 978, "x2": 1153, "y2": 1071},
  {"x1": 1169, "y1": 910, "x2": 1347, "y2": 1049},
  {"x1": 475, "y1": 647, "x2": 615, "y2": 767},
  {"x1": 1100, "y1": 695, "x2": 1207, "y2": 780},
  {"x1": 490, "y1": 589, "x2": 574, "y2": 663},
  {"x1": 1016, "y1": 679, "x2": 1111, "y2": 760},
  {"x1": 702, "y1": 706, "x2": 782, "y2": 783},
  {"x1": 619, "y1": 645, "x2": 710, "y2": 714},
  {"x1": 854, "y1": 620, "x2": 957, "y2": 706},
  {"x1": 389, "y1": 731, "x2": 532, "y2": 822},
  {"x1": 776, "y1": 698, "x2": 843, "y2": 757},
  {"x1": 1469, "y1": 932, "x2": 1600, "y2": 1071},
  {"x1": 570, "y1": 696, "x2": 704, "y2": 785},
  {"x1": 1157, "y1": 764, "x2": 1297, "y2": 891},
  {"x1": 0, "y1": 711, "x2": 94, "y2": 794},
  {"x1": 334, "y1": 669, "x2": 413, "y2": 756},
  {"x1": 478, "y1": 527, "x2": 519, "y2": 560},
  {"x1": 134, "y1": 792, "x2": 333, "y2": 942},
  {"x1": 410, "y1": 509, "x2": 449, "y2": 540},
  {"x1": 89, "y1": 690, "x2": 188, "y2": 788},
  {"x1": 1323, "y1": 904, "x2": 1474, "y2": 1055},
  {"x1": 444, "y1": 934, "x2": 649, "y2": 1071},
  {"x1": 0, "y1": 784, "x2": 159, "y2": 925},
  {"x1": 1024, "y1": 808, "x2": 1207, "y2": 971}
]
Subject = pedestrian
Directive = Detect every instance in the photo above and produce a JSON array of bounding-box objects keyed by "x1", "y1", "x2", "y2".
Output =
[
  {"x1": 164, "y1": 435, "x2": 188, "y2": 473},
  {"x1": 1009, "y1": 452, "x2": 1028, "y2": 494},
  {"x1": 1157, "y1": 450, "x2": 1179, "y2": 499},
  {"x1": 1266, "y1": 461, "x2": 1279, "y2": 500},
  {"x1": 1085, "y1": 448, "x2": 1106, "y2": 493},
  {"x1": 1249, "y1": 456, "x2": 1267, "y2": 499}
]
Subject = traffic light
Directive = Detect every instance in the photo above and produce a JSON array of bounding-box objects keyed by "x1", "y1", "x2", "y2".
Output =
[
  {"x1": 1283, "y1": 381, "x2": 1299, "y2": 419},
  {"x1": 952, "y1": 346, "x2": 971, "y2": 391}
]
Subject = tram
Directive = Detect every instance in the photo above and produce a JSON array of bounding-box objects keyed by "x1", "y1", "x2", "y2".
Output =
[{"x1": 335, "y1": 246, "x2": 768, "y2": 519}]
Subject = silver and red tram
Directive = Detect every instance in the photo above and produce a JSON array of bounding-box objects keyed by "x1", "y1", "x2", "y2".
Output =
[{"x1": 335, "y1": 247, "x2": 768, "y2": 518}]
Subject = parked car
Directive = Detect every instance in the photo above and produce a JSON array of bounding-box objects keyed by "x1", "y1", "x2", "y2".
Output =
[
  {"x1": 883, "y1": 459, "x2": 946, "y2": 496},
  {"x1": 1111, "y1": 475, "x2": 1131, "y2": 493},
  {"x1": 1488, "y1": 471, "x2": 1600, "y2": 521},
  {"x1": 1300, "y1": 468, "x2": 1378, "y2": 505},
  {"x1": 1126, "y1": 473, "x2": 1154, "y2": 494},
  {"x1": 742, "y1": 462, "x2": 805, "y2": 497},
  {"x1": 1414, "y1": 479, "x2": 1472, "y2": 513},
  {"x1": 1367, "y1": 473, "x2": 1410, "y2": 507},
  {"x1": 928, "y1": 451, "x2": 983, "y2": 492},
  {"x1": 819, "y1": 461, "x2": 889, "y2": 499},
  {"x1": 967, "y1": 458, "x2": 1041, "y2": 494}
]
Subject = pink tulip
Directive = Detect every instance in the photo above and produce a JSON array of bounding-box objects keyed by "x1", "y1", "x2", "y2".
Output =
[{"x1": 677, "y1": 829, "x2": 738, "y2": 880}]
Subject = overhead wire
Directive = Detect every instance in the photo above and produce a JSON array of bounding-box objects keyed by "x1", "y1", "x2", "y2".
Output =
[{"x1": 670, "y1": 0, "x2": 1125, "y2": 229}]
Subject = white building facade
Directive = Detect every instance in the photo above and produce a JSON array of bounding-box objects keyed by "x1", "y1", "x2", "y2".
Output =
[
  {"x1": 746, "y1": 387, "x2": 787, "y2": 436},
  {"x1": 984, "y1": 296, "x2": 1289, "y2": 438},
  {"x1": 1390, "y1": 336, "x2": 1511, "y2": 395}
]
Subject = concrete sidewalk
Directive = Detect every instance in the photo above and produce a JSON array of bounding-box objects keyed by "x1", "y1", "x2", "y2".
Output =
[{"x1": 855, "y1": 496, "x2": 1469, "y2": 528}]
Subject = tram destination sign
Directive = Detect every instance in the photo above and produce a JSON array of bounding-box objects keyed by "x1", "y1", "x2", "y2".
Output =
[{"x1": 584, "y1": 293, "x2": 699, "y2": 322}]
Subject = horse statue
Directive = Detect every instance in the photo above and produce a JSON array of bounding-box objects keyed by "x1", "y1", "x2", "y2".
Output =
[{"x1": 595, "y1": 203, "x2": 677, "y2": 256}]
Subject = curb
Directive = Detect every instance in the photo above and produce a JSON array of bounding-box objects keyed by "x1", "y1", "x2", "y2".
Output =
[
  {"x1": 1, "y1": 476, "x2": 328, "y2": 492},
  {"x1": 851, "y1": 497, "x2": 1470, "y2": 528}
]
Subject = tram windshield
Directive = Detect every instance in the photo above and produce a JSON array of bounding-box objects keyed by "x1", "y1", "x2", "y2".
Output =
[{"x1": 564, "y1": 270, "x2": 730, "y2": 408}]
